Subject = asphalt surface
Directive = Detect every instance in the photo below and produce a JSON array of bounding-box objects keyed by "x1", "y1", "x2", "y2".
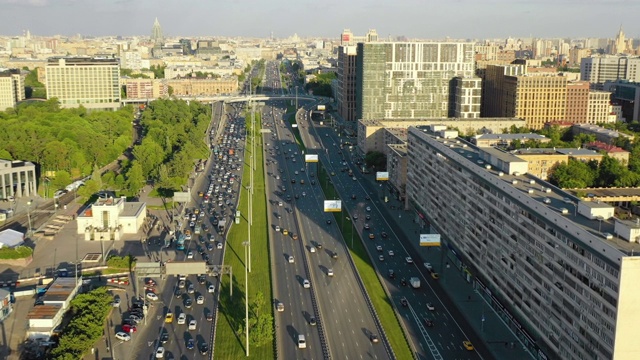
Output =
[
  {"x1": 114, "y1": 101, "x2": 246, "y2": 360},
  {"x1": 296, "y1": 107, "x2": 485, "y2": 360},
  {"x1": 264, "y1": 61, "x2": 392, "y2": 360}
]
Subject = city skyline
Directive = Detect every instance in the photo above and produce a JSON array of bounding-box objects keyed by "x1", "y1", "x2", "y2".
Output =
[{"x1": 0, "y1": 0, "x2": 639, "y2": 39}]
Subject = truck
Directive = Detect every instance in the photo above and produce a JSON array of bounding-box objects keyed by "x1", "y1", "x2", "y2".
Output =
[
  {"x1": 409, "y1": 277, "x2": 420, "y2": 289},
  {"x1": 176, "y1": 233, "x2": 186, "y2": 251},
  {"x1": 218, "y1": 219, "x2": 226, "y2": 232}
]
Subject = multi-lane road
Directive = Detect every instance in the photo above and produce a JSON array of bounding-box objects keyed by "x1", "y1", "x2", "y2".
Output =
[
  {"x1": 263, "y1": 61, "x2": 392, "y2": 359},
  {"x1": 296, "y1": 103, "x2": 486, "y2": 360}
]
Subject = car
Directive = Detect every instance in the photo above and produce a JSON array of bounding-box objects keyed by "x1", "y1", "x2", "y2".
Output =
[
  {"x1": 388, "y1": 250, "x2": 394, "y2": 256},
  {"x1": 198, "y1": 275, "x2": 206, "y2": 284},
  {"x1": 431, "y1": 272, "x2": 440, "y2": 280},
  {"x1": 276, "y1": 301, "x2": 285, "y2": 312},
  {"x1": 196, "y1": 295, "x2": 204, "y2": 305},
  {"x1": 388, "y1": 269, "x2": 395, "y2": 278},
  {"x1": 400, "y1": 297, "x2": 408, "y2": 307},
  {"x1": 309, "y1": 246, "x2": 316, "y2": 253},
  {"x1": 353, "y1": 215, "x2": 358, "y2": 220},
  {"x1": 303, "y1": 279, "x2": 311, "y2": 288},
  {"x1": 365, "y1": 214, "x2": 371, "y2": 220},
  {"x1": 288, "y1": 255, "x2": 294, "y2": 263},
  {"x1": 275, "y1": 225, "x2": 281, "y2": 232},
  {"x1": 146, "y1": 292, "x2": 159, "y2": 301},
  {"x1": 405, "y1": 257, "x2": 414, "y2": 264},
  {"x1": 184, "y1": 298, "x2": 193, "y2": 308},
  {"x1": 351, "y1": 194, "x2": 356, "y2": 199},
  {"x1": 187, "y1": 251, "x2": 194, "y2": 259},
  {"x1": 378, "y1": 255, "x2": 384, "y2": 261},
  {"x1": 217, "y1": 242, "x2": 223, "y2": 249},
  {"x1": 316, "y1": 243, "x2": 322, "y2": 250},
  {"x1": 427, "y1": 303, "x2": 435, "y2": 311},
  {"x1": 365, "y1": 195, "x2": 370, "y2": 200},
  {"x1": 401, "y1": 278, "x2": 407, "y2": 286},
  {"x1": 370, "y1": 334, "x2": 379, "y2": 343},
  {"x1": 112, "y1": 297, "x2": 121, "y2": 307},
  {"x1": 424, "y1": 262, "x2": 433, "y2": 271},
  {"x1": 364, "y1": 223, "x2": 370, "y2": 230},
  {"x1": 381, "y1": 232, "x2": 388, "y2": 238},
  {"x1": 369, "y1": 233, "x2": 375, "y2": 239},
  {"x1": 326, "y1": 219, "x2": 332, "y2": 225},
  {"x1": 188, "y1": 319, "x2": 197, "y2": 331},
  {"x1": 165, "y1": 312, "x2": 173, "y2": 323},
  {"x1": 178, "y1": 313, "x2": 187, "y2": 324},
  {"x1": 200, "y1": 342, "x2": 209, "y2": 355},
  {"x1": 208, "y1": 284, "x2": 215, "y2": 293},
  {"x1": 543, "y1": 197, "x2": 551, "y2": 204},
  {"x1": 206, "y1": 312, "x2": 213, "y2": 321},
  {"x1": 160, "y1": 332, "x2": 169, "y2": 343},
  {"x1": 376, "y1": 245, "x2": 383, "y2": 252},
  {"x1": 332, "y1": 252, "x2": 338, "y2": 259},
  {"x1": 155, "y1": 347, "x2": 165, "y2": 358},
  {"x1": 309, "y1": 317, "x2": 317, "y2": 326},
  {"x1": 122, "y1": 323, "x2": 137, "y2": 333},
  {"x1": 188, "y1": 284, "x2": 195, "y2": 294},
  {"x1": 186, "y1": 338, "x2": 195, "y2": 350},
  {"x1": 115, "y1": 332, "x2": 131, "y2": 342},
  {"x1": 278, "y1": 201, "x2": 283, "y2": 206},
  {"x1": 425, "y1": 319, "x2": 434, "y2": 327},
  {"x1": 327, "y1": 269, "x2": 334, "y2": 277},
  {"x1": 178, "y1": 280, "x2": 186, "y2": 289},
  {"x1": 463, "y1": 341, "x2": 474, "y2": 351},
  {"x1": 292, "y1": 233, "x2": 299, "y2": 240}
]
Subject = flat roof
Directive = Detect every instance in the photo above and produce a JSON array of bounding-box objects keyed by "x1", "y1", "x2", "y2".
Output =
[
  {"x1": 555, "y1": 148, "x2": 601, "y2": 156},
  {"x1": 480, "y1": 147, "x2": 529, "y2": 164},
  {"x1": 28, "y1": 305, "x2": 62, "y2": 319},
  {"x1": 476, "y1": 133, "x2": 548, "y2": 140},
  {"x1": 409, "y1": 127, "x2": 640, "y2": 263},
  {"x1": 121, "y1": 202, "x2": 145, "y2": 217}
]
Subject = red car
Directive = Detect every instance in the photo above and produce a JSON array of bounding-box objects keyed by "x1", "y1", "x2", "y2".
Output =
[{"x1": 122, "y1": 324, "x2": 137, "y2": 333}]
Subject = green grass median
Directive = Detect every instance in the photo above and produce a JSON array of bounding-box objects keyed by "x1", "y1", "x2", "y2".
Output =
[
  {"x1": 214, "y1": 115, "x2": 274, "y2": 359},
  {"x1": 318, "y1": 163, "x2": 415, "y2": 360},
  {"x1": 285, "y1": 105, "x2": 306, "y2": 151}
]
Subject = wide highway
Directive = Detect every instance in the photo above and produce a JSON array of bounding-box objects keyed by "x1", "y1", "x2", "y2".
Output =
[{"x1": 295, "y1": 104, "x2": 486, "y2": 360}]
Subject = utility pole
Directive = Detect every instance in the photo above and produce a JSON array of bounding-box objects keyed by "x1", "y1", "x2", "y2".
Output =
[{"x1": 243, "y1": 241, "x2": 250, "y2": 356}]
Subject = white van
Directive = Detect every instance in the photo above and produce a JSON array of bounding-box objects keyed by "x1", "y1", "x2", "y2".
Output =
[{"x1": 297, "y1": 334, "x2": 306, "y2": 349}]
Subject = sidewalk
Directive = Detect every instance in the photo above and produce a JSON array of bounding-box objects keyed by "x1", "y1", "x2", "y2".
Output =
[{"x1": 358, "y1": 172, "x2": 533, "y2": 360}]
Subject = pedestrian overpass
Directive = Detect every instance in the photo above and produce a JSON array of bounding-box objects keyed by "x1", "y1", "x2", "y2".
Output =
[{"x1": 121, "y1": 94, "x2": 318, "y2": 106}]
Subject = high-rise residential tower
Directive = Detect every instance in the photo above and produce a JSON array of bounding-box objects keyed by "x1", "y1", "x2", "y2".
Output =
[
  {"x1": 580, "y1": 55, "x2": 640, "y2": 89},
  {"x1": 355, "y1": 42, "x2": 475, "y2": 121},
  {"x1": 0, "y1": 69, "x2": 25, "y2": 111}
]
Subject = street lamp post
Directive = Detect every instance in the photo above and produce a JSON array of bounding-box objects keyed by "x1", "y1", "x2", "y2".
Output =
[
  {"x1": 26, "y1": 200, "x2": 33, "y2": 237},
  {"x1": 242, "y1": 241, "x2": 250, "y2": 356}
]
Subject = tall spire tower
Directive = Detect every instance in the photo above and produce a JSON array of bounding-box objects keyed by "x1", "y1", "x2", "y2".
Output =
[{"x1": 151, "y1": 17, "x2": 163, "y2": 44}]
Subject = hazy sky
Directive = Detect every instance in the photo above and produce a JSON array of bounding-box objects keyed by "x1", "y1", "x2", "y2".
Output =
[{"x1": 0, "y1": 0, "x2": 638, "y2": 40}]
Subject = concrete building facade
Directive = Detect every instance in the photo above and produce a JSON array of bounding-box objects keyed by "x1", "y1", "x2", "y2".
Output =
[
  {"x1": 336, "y1": 45, "x2": 358, "y2": 122},
  {"x1": 587, "y1": 91, "x2": 615, "y2": 124},
  {"x1": 0, "y1": 68, "x2": 24, "y2": 111},
  {"x1": 603, "y1": 80, "x2": 640, "y2": 122},
  {"x1": 356, "y1": 42, "x2": 475, "y2": 121},
  {"x1": 0, "y1": 159, "x2": 36, "y2": 199},
  {"x1": 565, "y1": 80, "x2": 590, "y2": 124},
  {"x1": 76, "y1": 196, "x2": 146, "y2": 241},
  {"x1": 45, "y1": 57, "x2": 120, "y2": 110},
  {"x1": 406, "y1": 126, "x2": 640, "y2": 360},
  {"x1": 124, "y1": 78, "x2": 168, "y2": 100},
  {"x1": 580, "y1": 55, "x2": 640, "y2": 89},
  {"x1": 451, "y1": 76, "x2": 482, "y2": 118},
  {"x1": 165, "y1": 77, "x2": 238, "y2": 96}
]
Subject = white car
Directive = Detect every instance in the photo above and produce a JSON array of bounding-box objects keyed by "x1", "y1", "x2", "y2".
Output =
[
  {"x1": 309, "y1": 246, "x2": 316, "y2": 253},
  {"x1": 208, "y1": 284, "x2": 215, "y2": 293},
  {"x1": 405, "y1": 257, "x2": 414, "y2": 264},
  {"x1": 424, "y1": 262, "x2": 433, "y2": 271},
  {"x1": 388, "y1": 250, "x2": 395, "y2": 256},
  {"x1": 378, "y1": 255, "x2": 385, "y2": 261},
  {"x1": 327, "y1": 269, "x2": 334, "y2": 277},
  {"x1": 177, "y1": 313, "x2": 187, "y2": 325},
  {"x1": 196, "y1": 295, "x2": 204, "y2": 305},
  {"x1": 275, "y1": 225, "x2": 281, "y2": 232},
  {"x1": 187, "y1": 251, "x2": 194, "y2": 259},
  {"x1": 366, "y1": 206, "x2": 371, "y2": 212},
  {"x1": 115, "y1": 332, "x2": 131, "y2": 342},
  {"x1": 427, "y1": 303, "x2": 435, "y2": 311},
  {"x1": 303, "y1": 279, "x2": 311, "y2": 288},
  {"x1": 155, "y1": 347, "x2": 165, "y2": 358},
  {"x1": 146, "y1": 292, "x2": 159, "y2": 301},
  {"x1": 288, "y1": 255, "x2": 294, "y2": 263},
  {"x1": 376, "y1": 245, "x2": 383, "y2": 252},
  {"x1": 217, "y1": 242, "x2": 223, "y2": 249},
  {"x1": 189, "y1": 319, "x2": 197, "y2": 331}
]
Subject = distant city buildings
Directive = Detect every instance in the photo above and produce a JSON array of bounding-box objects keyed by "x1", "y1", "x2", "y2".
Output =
[
  {"x1": 45, "y1": 56, "x2": 120, "y2": 110},
  {"x1": 580, "y1": 55, "x2": 640, "y2": 89},
  {"x1": 165, "y1": 76, "x2": 238, "y2": 96},
  {"x1": 124, "y1": 78, "x2": 167, "y2": 100},
  {"x1": 151, "y1": 18, "x2": 164, "y2": 45},
  {"x1": 0, "y1": 68, "x2": 24, "y2": 111}
]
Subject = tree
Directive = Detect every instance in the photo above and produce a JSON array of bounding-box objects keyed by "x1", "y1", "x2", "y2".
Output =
[
  {"x1": 365, "y1": 151, "x2": 387, "y2": 170},
  {"x1": 92, "y1": 164, "x2": 102, "y2": 190},
  {"x1": 51, "y1": 170, "x2": 72, "y2": 190},
  {"x1": 125, "y1": 161, "x2": 145, "y2": 195},
  {"x1": 548, "y1": 159, "x2": 596, "y2": 188}
]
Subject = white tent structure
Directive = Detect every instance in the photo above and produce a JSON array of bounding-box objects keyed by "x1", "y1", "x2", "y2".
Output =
[{"x1": 0, "y1": 229, "x2": 25, "y2": 248}]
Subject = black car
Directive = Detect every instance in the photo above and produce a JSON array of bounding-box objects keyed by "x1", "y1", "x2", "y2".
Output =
[
  {"x1": 184, "y1": 298, "x2": 193, "y2": 308},
  {"x1": 291, "y1": 179, "x2": 296, "y2": 184},
  {"x1": 316, "y1": 243, "x2": 323, "y2": 250},
  {"x1": 400, "y1": 297, "x2": 408, "y2": 307},
  {"x1": 200, "y1": 343, "x2": 209, "y2": 355},
  {"x1": 174, "y1": 289, "x2": 182, "y2": 298},
  {"x1": 388, "y1": 269, "x2": 395, "y2": 279},
  {"x1": 309, "y1": 317, "x2": 317, "y2": 326},
  {"x1": 381, "y1": 232, "x2": 388, "y2": 238},
  {"x1": 425, "y1": 319, "x2": 434, "y2": 327},
  {"x1": 351, "y1": 194, "x2": 356, "y2": 199},
  {"x1": 160, "y1": 332, "x2": 169, "y2": 343},
  {"x1": 198, "y1": 275, "x2": 206, "y2": 284},
  {"x1": 400, "y1": 278, "x2": 407, "y2": 286},
  {"x1": 326, "y1": 219, "x2": 332, "y2": 225},
  {"x1": 365, "y1": 195, "x2": 370, "y2": 200}
]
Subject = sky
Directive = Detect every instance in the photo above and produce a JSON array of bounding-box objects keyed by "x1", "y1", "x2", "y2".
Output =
[{"x1": 0, "y1": 0, "x2": 638, "y2": 40}]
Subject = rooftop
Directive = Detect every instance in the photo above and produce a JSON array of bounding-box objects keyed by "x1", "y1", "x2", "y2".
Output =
[
  {"x1": 27, "y1": 304, "x2": 63, "y2": 320},
  {"x1": 121, "y1": 202, "x2": 146, "y2": 217}
]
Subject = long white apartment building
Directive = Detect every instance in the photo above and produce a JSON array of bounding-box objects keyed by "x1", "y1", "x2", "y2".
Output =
[{"x1": 407, "y1": 126, "x2": 640, "y2": 360}]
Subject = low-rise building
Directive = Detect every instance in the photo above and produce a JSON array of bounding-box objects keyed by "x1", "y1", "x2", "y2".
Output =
[
  {"x1": 572, "y1": 123, "x2": 634, "y2": 145},
  {"x1": 472, "y1": 133, "x2": 551, "y2": 148},
  {"x1": 165, "y1": 76, "x2": 238, "y2": 96},
  {"x1": 0, "y1": 288, "x2": 12, "y2": 323},
  {"x1": 76, "y1": 195, "x2": 146, "y2": 241},
  {"x1": 27, "y1": 277, "x2": 81, "y2": 339},
  {"x1": 0, "y1": 159, "x2": 36, "y2": 199},
  {"x1": 124, "y1": 78, "x2": 168, "y2": 100},
  {"x1": 586, "y1": 141, "x2": 630, "y2": 163}
]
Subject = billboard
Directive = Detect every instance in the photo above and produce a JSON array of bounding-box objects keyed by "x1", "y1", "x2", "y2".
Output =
[
  {"x1": 317, "y1": 105, "x2": 326, "y2": 111},
  {"x1": 420, "y1": 234, "x2": 441, "y2": 247},
  {"x1": 376, "y1": 172, "x2": 389, "y2": 181},
  {"x1": 305, "y1": 154, "x2": 319, "y2": 163},
  {"x1": 323, "y1": 200, "x2": 342, "y2": 212},
  {"x1": 173, "y1": 191, "x2": 190, "y2": 203}
]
